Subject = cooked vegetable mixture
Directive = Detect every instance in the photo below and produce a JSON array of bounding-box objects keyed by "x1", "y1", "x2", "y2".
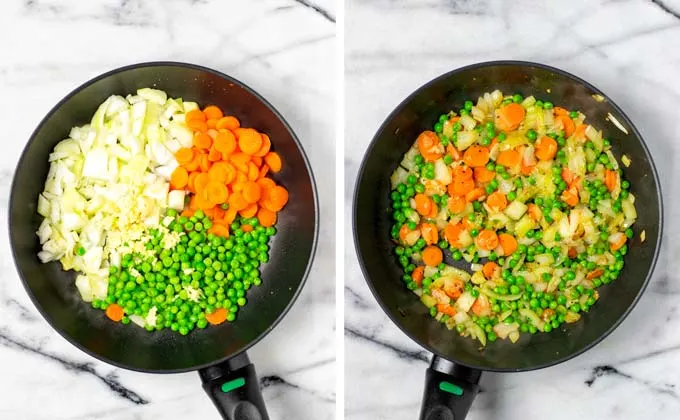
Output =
[
  {"x1": 37, "y1": 89, "x2": 288, "y2": 334},
  {"x1": 390, "y1": 91, "x2": 637, "y2": 345}
]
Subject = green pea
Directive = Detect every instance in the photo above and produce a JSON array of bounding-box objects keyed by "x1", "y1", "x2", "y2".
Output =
[{"x1": 526, "y1": 129, "x2": 537, "y2": 141}]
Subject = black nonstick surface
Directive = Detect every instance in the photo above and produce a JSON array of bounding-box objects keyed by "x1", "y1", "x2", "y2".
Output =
[
  {"x1": 354, "y1": 61, "x2": 663, "y2": 372},
  {"x1": 9, "y1": 62, "x2": 318, "y2": 373}
]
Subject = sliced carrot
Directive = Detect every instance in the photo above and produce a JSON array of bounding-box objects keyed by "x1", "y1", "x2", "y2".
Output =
[
  {"x1": 471, "y1": 295, "x2": 491, "y2": 317},
  {"x1": 181, "y1": 209, "x2": 194, "y2": 218},
  {"x1": 574, "y1": 124, "x2": 587, "y2": 141},
  {"x1": 447, "y1": 195, "x2": 466, "y2": 214},
  {"x1": 258, "y1": 164, "x2": 270, "y2": 180},
  {"x1": 203, "y1": 105, "x2": 224, "y2": 120},
  {"x1": 228, "y1": 192, "x2": 248, "y2": 211},
  {"x1": 257, "y1": 207, "x2": 277, "y2": 228},
  {"x1": 196, "y1": 190, "x2": 216, "y2": 211},
  {"x1": 170, "y1": 167, "x2": 189, "y2": 190},
  {"x1": 209, "y1": 223, "x2": 230, "y2": 238},
  {"x1": 463, "y1": 146, "x2": 490, "y2": 168},
  {"x1": 254, "y1": 134, "x2": 272, "y2": 157},
  {"x1": 216, "y1": 116, "x2": 240, "y2": 131},
  {"x1": 239, "y1": 203, "x2": 258, "y2": 218},
  {"x1": 586, "y1": 268, "x2": 605, "y2": 280},
  {"x1": 420, "y1": 222, "x2": 438, "y2": 245},
  {"x1": 206, "y1": 119, "x2": 218, "y2": 129},
  {"x1": 208, "y1": 147, "x2": 222, "y2": 162},
  {"x1": 224, "y1": 208, "x2": 238, "y2": 224},
  {"x1": 412, "y1": 266, "x2": 425, "y2": 286},
  {"x1": 482, "y1": 262, "x2": 499, "y2": 279},
  {"x1": 497, "y1": 149, "x2": 521, "y2": 167},
  {"x1": 474, "y1": 166, "x2": 495, "y2": 183},
  {"x1": 561, "y1": 167, "x2": 575, "y2": 185},
  {"x1": 267, "y1": 186, "x2": 289, "y2": 211},
  {"x1": 214, "y1": 130, "x2": 237, "y2": 155},
  {"x1": 194, "y1": 132, "x2": 212, "y2": 150},
  {"x1": 611, "y1": 234, "x2": 627, "y2": 251},
  {"x1": 183, "y1": 155, "x2": 201, "y2": 172},
  {"x1": 206, "y1": 181, "x2": 228, "y2": 204},
  {"x1": 422, "y1": 245, "x2": 443, "y2": 267},
  {"x1": 520, "y1": 162, "x2": 535, "y2": 176},
  {"x1": 465, "y1": 187, "x2": 485, "y2": 202},
  {"x1": 436, "y1": 303, "x2": 456, "y2": 317},
  {"x1": 605, "y1": 170, "x2": 618, "y2": 192},
  {"x1": 535, "y1": 136, "x2": 558, "y2": 161},
  {"x1": 414, "y1": 193, "x2": 434, "y2": 216},
  {"x1": 444, "y1": 278, "x2": 464, "y2": 299},
  {"x1": 208, "y1": 162, "x2": 229, "y2": 183},
  {"x1": 194, "y1": 173, "x2": 211, "y2": 193},
  {"x1": 449, "y1": 177, "x2": 475, "y2": 196},
  {"x1": 251, "y1": 156, "x2": 263, "y2": 167},
  {"x1": 175, "y1": 148, "x2": 194, "y2": 165},
  {"x1": 105, "y1": 303, "x2": 124, "y2": 322},
  {"x1": 238, "y1": 128, "x2": 263, "y2": 155},
  {"x1": 417, "y1": 131, "x2": 444, "y2": 162},
  {"x1": 446, "y1": 143, "x2": 461, "y2": 160},
  {"x1": 444, "y1": 223, "x2": 466, "y2": 249},
  {"x1": 187, "y1": 119, "x2": 208, "y2": 132},
  {"x1": 453, "y1": 166, "x2": 473, "y2": 180},
  {"x1": 257, "y1": 178, "x2": 276, "y2": 190},
  {"x1": 242, "y1": 181, "x2": 262, "y2": 204},
  {"x1": 557, "y1": 115, "x2": 575, "y2": 137},
  {"x1": 498, "y1": 233, "x2": 518, "y2": 256},
  {"x1": 561, "y1": 187, "x2": 579, "y2": 207},
  {"x1": 486, "y1": 191, "x2": 508, "y2": 212},
  {"x1": 241, "y1": 224, "x2": 254, "y2": 233},
  {"x1": 206, "y1": 307, "x2": 228, "y2": 325},
  {"x1": 475, "y1": 230, "x2": 499, "y2": 251},
  {"x1": 553, "y1": 107, "x2": 569, "y2": 117},
  {"x1": 200, "y1": 153, "x2": 211, "y2": 172},
  {"x1": 224, "y1": 163, "x2": 237, "y2": 184},
  {"x1": 185, "y1": 110, "x2": 206, "y2": 123},
  {"x1": 247, "y1": 162, "x2": 259, "y2": 181},
  {"x1": 265, "y1": 152, "x2": 282, "y2": 173},
  {"x1": 188, "y1": 172, "x2": 199, "y2": 193},
  {"x1": 495, "y1": 103, "x2": 525, "y2": 131},
  {"x1": 426, "y1": 203, "x2": 439, "y2": 219},
  {"x1": 527, "y1": 203, "x2": 542, "y2": 221},
  {"x1": 230, "y1": 153, "x2": 251, "y2": 173},
  {"x1": 207, "y1": 129, "x2": 220, "y2": 140}
]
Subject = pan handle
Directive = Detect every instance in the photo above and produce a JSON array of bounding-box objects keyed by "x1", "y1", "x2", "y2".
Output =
[
  {"x1": 199, "y1": 352, "x2": 269, "y2": 420},
  {"x1": 419, "y1": 356, "x2": 481, "y2": 420}
]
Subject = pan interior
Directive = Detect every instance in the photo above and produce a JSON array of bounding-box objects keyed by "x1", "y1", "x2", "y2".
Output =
[
  {"x1": 354, "y1": 62, "x2": 662, "y2": 371},
  {"x1": 9, "y1": 63, "x2": 317, "y2": 372}
]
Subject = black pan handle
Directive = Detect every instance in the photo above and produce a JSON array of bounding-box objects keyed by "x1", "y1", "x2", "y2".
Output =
[
  {"x1": 419, "y1": 356, "x2": 481, "y2": 420},
  {"x1": 199, "y1": 352, "x2": 269, "y2": 420}
]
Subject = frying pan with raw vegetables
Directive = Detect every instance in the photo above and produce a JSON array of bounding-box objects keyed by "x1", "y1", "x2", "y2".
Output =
[
  {"x1": 353, "y1": 61, "x2": 662, "y2": 419},
  {"x1": 9, "y1": 62, "x2": 318, "y2": 420}
]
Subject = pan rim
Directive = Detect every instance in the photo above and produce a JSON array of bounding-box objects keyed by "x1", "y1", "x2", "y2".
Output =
[
  {"x1": 352, "y1": 59, "x2": 664, "y2": 373},
  {"x1": 8, "y1": 60, "x2": 320, "y2": 374}
]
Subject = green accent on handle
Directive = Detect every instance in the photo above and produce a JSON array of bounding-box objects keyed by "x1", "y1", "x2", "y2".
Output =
[
  {"x1": 439, "y1": 381, "x2": 464, "y2": 396},
  {"x1": 221, "y1": 377, "x2": 246, "y2": 393}
]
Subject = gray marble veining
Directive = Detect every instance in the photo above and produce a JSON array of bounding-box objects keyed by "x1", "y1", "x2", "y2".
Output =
[
  {"x1": 345, "y1": 0, "x2": 680, "y2": 419},
  {"x1": 0, "y1": 1, "x2": 335, "y2": 419}
]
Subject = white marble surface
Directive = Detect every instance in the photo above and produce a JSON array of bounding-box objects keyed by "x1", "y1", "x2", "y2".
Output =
[
  {"x1": 345, "y1": 0, "x2": 680, "y2": 419},
  {"x1": 0, "y1": 1, "x2": 335, "y2": 419}
]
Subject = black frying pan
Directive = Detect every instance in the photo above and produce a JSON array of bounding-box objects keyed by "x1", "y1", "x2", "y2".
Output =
[
  {"x1": 9, "y1": 62, "x2": 318, "y2": 420},
  {"x1": 353, "y1": 61, "x2": 663, "y2": 419}
]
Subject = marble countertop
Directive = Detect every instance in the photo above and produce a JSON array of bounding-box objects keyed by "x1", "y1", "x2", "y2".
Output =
[
  {"x1": 345, "y1": 0, "x2": 679, "y2": 419},
  {"x1": 0, "y1": 1, "x2": 335, "y2": 419}
]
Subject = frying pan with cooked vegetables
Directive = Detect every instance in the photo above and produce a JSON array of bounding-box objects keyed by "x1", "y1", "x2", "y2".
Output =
[
  {"x1": 391, "y1": 89, "x2": 637, "y2": 347},
  {"x1": 354, "y1": 61, "x2": 662, "y2": 420},
  {"x1": 10, "y1": 62, "x2": 318, "y2": 420}
]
